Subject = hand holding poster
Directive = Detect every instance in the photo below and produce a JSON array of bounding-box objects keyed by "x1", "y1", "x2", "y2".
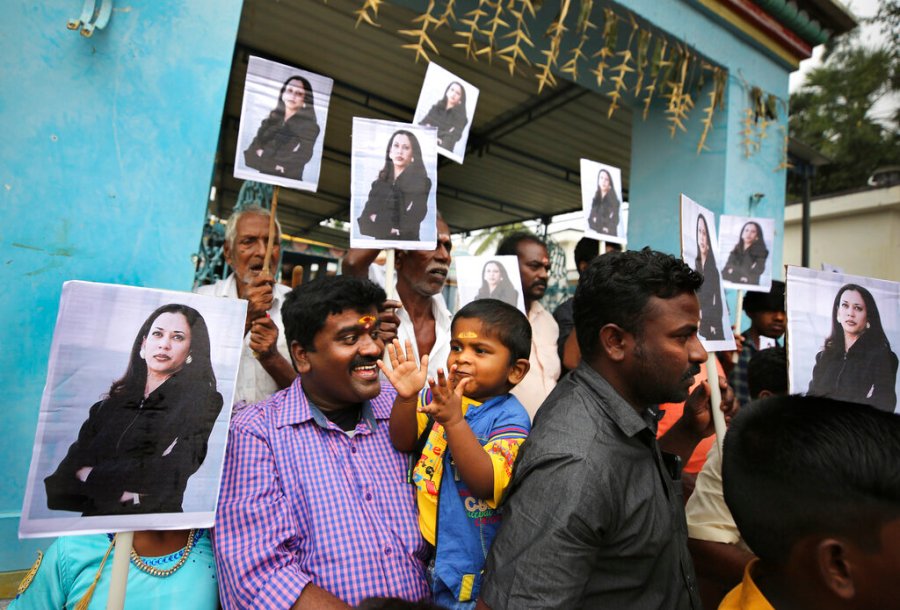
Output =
[
  {"x1": 20, "y1": 282, "x2": 246, "y2": 537},
  {"x1": 580, "y1": 159, "x2": 628, "y2": 245},
  {"x1": 350, "y1": 118, "x2": 439, "y2": 250},
  {"x1": 454, "y1": 255, "x2": 525, "y2": 313},
  {"x1": 234, "y1": 56, "x2": 333, "y2": 192},
  {"x1": 413, "y1": 62, "x2": 479, "y2": 164},
  {"x1": 786, "y1": 266, "x2": 899, "y2": 413},
  {"x1": 718, "y1": 215, "x2": 775, "y2": 291},
  {"x1": 680, "y1": 195, "x2": 736, "y2": 352}
]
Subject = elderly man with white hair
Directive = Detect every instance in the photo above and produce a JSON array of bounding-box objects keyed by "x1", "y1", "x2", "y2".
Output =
[{"x1": 195, "y1": 205, "x2": 296, "y2": 407}]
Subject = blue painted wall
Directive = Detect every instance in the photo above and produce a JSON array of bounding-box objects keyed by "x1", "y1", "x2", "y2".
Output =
[
  {"x1": 627, "y1": 0, "x2": 789, "y2": 280},
  {"x1": 0, "y1": 2, "x2": 242, "y2": 570}
]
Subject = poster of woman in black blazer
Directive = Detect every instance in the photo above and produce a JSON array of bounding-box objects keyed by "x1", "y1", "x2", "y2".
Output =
[
  {"x1": 350, "y1": 118, "x2": 438, "y2": 251},
  {"x1": 679, "y1": 195, "x2": 736, "y2": 352},
  {"x1": 413, "y1": 62, "x2": 479, "y2": 164},
  {"x1": 19, "y1": 282, "x2": 245, "y2": 537},
  {"x1": 580, "y1": 159, "x2": 628, "y2": 245},
  {"x1": 234, "y1": 56, "x2": 333, "y2": 192}
]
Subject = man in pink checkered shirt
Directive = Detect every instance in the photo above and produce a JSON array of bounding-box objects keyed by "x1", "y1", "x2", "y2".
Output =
[{"x1": 215, "y1": 276, "x2": 430, "y2": 609}]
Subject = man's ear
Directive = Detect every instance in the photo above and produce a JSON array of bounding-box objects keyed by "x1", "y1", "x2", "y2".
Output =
[
  {"x1": 815, "y1": 538, "x2": 855, "y2": 601},
  {"x1": 507, "y1": 358, "x2": 531, "y2": 386},
  {"x1": 291, "y1": 340, "x2": 311, "y2": 375},
  {"x1": 598, "y1": 324, "x2": 629, "y2": 363},
  {"x1": 223, "y1": 240, "x2": 233, "y2": 268},
  {"x1": 757, "y1": 389, "x2": 774, "y2": 399},
  {"x1": 394, "y1": 250, "x2": 405, "y2": 269}
]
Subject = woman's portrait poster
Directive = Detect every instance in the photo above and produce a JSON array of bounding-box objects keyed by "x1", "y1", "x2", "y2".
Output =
[
  {"x1": 718, "y1": 215, "x2": 775, "y2": 292},
  {"x1": 19, "y1": 281, "x2": 246, "y2": 537},
  {"x1": 680, "y1": 195, "x2": 736, "y2": 352},
  {"x1": 580, "y1": 159, "x2": 628, "y2": 245},
  {"x1": 786, "y1": 266, "x2": 899, "y2": 414},
  {"x1": 455, "y1": 255, "x2": 525, "y2": 314},
  {"x1": 233, "y1": 55, "x2": 333, "y2": 192},
  {"x1": 413, "y1": 62, "x2": 479, "y2": 164},
  {"x1": 350, "y1": 117, "x2": 439, "y2": 251}
]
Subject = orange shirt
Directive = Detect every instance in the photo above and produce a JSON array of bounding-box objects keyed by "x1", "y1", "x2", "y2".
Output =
[{"x1": 656, "y1": 357, "x2": 725, "y2": 474}]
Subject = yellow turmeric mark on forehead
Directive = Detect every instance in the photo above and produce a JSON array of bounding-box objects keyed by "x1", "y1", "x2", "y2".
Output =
[
  {"x1": 457, "y1": 331, "x2": 478, "y2": 339},
  {"x1": 358, "y1": 315, "x2": 376, "y2": 329}
]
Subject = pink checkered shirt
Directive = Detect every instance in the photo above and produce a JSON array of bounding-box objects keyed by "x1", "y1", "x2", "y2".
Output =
[{"x1": 215, "y1": 379, "x2": 430, "y2": 608}]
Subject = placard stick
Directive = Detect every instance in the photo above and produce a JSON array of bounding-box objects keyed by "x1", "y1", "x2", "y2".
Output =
[
  {"x1": 263, "y1": 186, "x2": 280, "y2": 276},
  {"x1": 291, "y1": 265, "x2": 304, "y2": 288},
  {"x1": 384, "y1": 249, "x2": 396, "y2": 300},
  {"x1": 731, "y1": 290, "x2": 745, "y2": 364},
  {"x1": 106, "y1": 531, "x2": 134, "y2": 610},
  {"x1": 706, "y1": 352, "x2": 726, "y2": 453}
]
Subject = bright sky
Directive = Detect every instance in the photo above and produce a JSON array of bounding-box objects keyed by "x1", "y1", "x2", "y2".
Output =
[
  {"x1": 789, "y1": 0, "x2": 884, "y2": 91},
  {"x1": 789, "y1": 0, "x2": 897, "y2": 125}
]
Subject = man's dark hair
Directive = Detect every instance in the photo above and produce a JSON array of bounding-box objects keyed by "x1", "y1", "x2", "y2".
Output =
[
  {"x1": 723, "y1": 395, "x2": 900, "y2": 565},
  {"x1": 747, "y1": 346, "x2": 787, "y2": 399},
  {"x1": 453, "y1": 299, "x2": 531, "y2": 363},
  {"x1": 282, "y1": 276, "x2": 386, "y2": 350},
  {"x1": 496, "y1": 231, "x2": 546, "y2": 257},
  {"x1": 743, "y1": 280, "x2": 785, "y2": 314},
  {"x1": 573, "y1": 248, "x2": 703, "y2": 359},
  {"x1": 574, "y1": 237, "x2": 600, "y2": 268}
]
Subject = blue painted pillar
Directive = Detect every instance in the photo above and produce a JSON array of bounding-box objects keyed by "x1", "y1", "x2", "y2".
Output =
[
  {"x1": 630, "y1": 75, "x2": 789, "y2": 326},
  {"x1": 0, "y1": 1, "x2": 243, "y2": 570}
]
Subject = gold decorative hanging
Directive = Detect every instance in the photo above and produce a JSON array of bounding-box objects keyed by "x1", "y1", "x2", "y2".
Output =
[
  {"x1": 354, "y1": 0, "x2": 383, "y2": 27},
  {"x1": 399, "y1": 0, "x2": 440, "y2": 62},
  {"x1": 535, "y1": 0, "x2": 571, "y2": 92},
  {"x1": 349, "y1": 0, "x2": 793, "y2": 156}
]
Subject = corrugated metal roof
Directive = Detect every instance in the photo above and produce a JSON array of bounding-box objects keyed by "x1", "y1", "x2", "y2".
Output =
[{"x1": 210, "y1": 0, "x2": 633, "y2": 247}]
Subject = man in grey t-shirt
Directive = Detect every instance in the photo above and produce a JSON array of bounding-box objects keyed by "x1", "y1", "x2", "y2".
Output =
[{"x1": 477, "y1": 248, "x2": 735, "y2": 609}]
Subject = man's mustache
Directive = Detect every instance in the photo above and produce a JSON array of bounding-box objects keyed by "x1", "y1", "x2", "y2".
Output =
[
  {"x1": 683, "y1": 365, "x2": 701, "y2": 381},
  {"x1": 349, "y1": 355, "x2": 380, "y2": 370}
]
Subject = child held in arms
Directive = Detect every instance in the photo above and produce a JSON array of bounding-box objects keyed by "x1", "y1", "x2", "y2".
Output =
[{"x1": 380, "y1": 299, "x2": 532, "y2": 609}]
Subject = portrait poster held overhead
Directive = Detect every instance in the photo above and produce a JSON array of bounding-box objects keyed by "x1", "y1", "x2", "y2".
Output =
[
  {"x1": 718, "y1": 215, "x2": 775, "y2": 292},
  {"x1": 786, "y1": 266, "x2": 899, "y2": 414},
  {"x1": 233, "y1": 55, "x2": 333, "y2": 192},
  {"x1": 580, "y1": 158, "x2": 628, "y2": 245},
  {"x1": 19, "y1": 281, "x2": 246, "y2": 538},
  {"x1": 350, "y1": 117, "x2": 439, "y2": 251},
  {"x1": 413, "y1": 62, "x2": 479, "y2": 164},
  {"x1": 455, "y1": 255, "x2": 526, "y2": 313},
  {"x1": 680, "y1": 195, "x2": 736, "y2": 352}
]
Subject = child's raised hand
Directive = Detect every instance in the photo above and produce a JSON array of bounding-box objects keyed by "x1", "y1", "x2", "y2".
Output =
[
  {"x1": 421, "y1": 365, "x2": 469, "y2": 428},
  {"x1": 378, "y1": 339, "x2": 428, "y2": 400}
]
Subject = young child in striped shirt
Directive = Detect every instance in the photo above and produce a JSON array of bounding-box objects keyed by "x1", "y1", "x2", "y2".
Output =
[{"x1": 380, "y1": 299, "x2": 532, "y2": 609}]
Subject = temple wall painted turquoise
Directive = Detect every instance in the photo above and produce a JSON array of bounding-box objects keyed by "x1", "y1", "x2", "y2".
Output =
[
  {"x1": 626, "y1": 0, "x2": 789, "y2": 282},
  {"x1": 1, "y1": 2, "x2": 242, "y2": 569}
]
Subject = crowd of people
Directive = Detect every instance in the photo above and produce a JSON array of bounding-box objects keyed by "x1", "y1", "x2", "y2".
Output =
[{"x1": 12, "y1": 208, "x2": 900, "y2": 610}]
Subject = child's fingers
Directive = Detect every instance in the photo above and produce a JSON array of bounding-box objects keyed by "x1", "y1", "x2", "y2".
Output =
[
  {"x1": 386, "y1": 340, "x2": 400, "y2": 368},
  {"x1": 453, "y1": 376, "x2": 470, "y2": 397}
]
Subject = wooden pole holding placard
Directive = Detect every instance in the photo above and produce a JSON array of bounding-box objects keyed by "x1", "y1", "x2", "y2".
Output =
[
  {"x1": 263, "y1": 186, "x2": 280, "y2": 276},
  {"x1": 731, "y1": 289, "x2": 744, "y2": 364},
  {"x1": 105, "y1": 531, "x2": 134, "y2": 610},
  {"x1": 384, "y1": 249, "x2": 396, "y2": 300},
  {"x1": 706, "y1": 352, "x2": 726, "y2": 453}
]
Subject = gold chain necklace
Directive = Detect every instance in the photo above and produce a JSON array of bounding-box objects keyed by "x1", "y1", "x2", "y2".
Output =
[{"x1": 128, "y1": 529, "x2": 197, "y2": 578}]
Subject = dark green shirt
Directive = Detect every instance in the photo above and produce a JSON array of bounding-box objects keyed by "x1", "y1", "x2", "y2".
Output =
[{"x1": 480, "y1": 362, "x2": 701, "y2": 609}]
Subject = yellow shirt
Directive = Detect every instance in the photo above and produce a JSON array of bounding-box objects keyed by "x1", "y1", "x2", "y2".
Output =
[
  {"x1": 412, "y1": 393, "x2": 526, "y2": 545},
  {"x1": 719, "y1": 560, "x2": 775, "y2": 610}
]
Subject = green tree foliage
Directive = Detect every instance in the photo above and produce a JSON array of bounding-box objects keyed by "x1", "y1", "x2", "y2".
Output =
[{"x1": 788, "y1": 14, "x2": 899, "y2": 198}]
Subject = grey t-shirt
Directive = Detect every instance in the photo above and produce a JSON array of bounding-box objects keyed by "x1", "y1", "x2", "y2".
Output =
[{"x1": 480, "y1": 362, "x2": 701, "y2": 609}]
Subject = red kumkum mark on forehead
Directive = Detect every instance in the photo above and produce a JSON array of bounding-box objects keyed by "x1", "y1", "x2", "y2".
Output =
[{"x1": 358, "y1": 315, "x2": 376, "y2": 330}]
